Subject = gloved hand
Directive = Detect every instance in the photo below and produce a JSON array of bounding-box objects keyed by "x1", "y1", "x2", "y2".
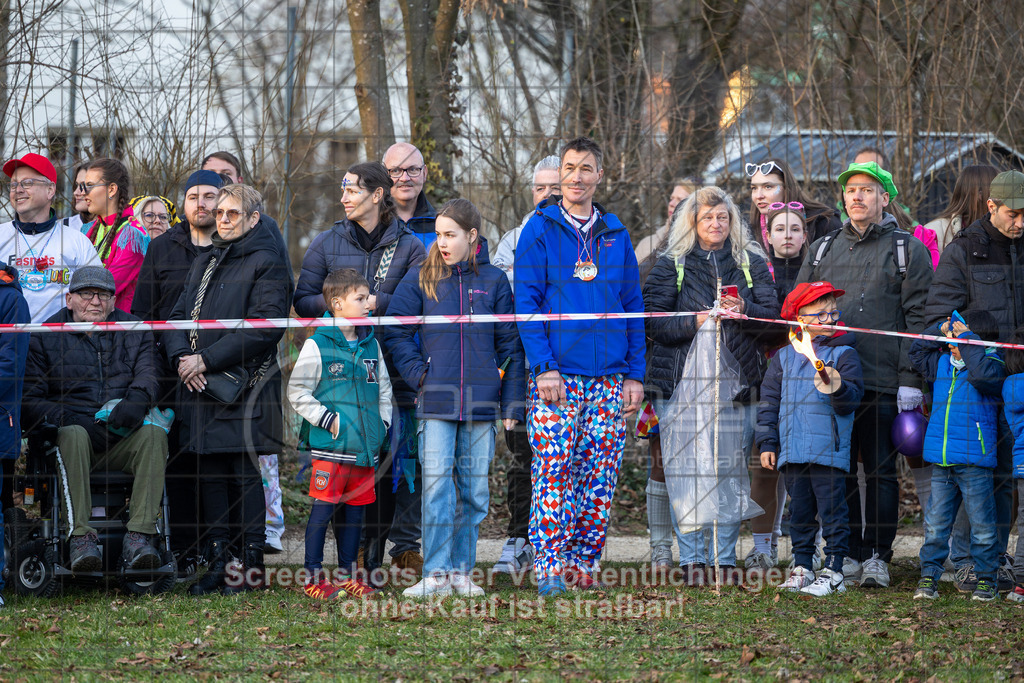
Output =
[
  {"x1": 896, "y1": 386, "x2": 924, "y2": 413},
  {"x1": 107, "y1": 390, "x2": 149, "y2": 432}
]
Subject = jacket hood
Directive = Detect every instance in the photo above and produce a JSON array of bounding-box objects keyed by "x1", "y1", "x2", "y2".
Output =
[
  {"x1": 213, "y1": 217, "x2": 282, "y2": 259},
  {"x1": 816, "y1": 325, "x2": 854, "y2": 347},
  {"x1": 0, "y1": 265, "x2": 23, "y2": 293},
  {"x1": 315, "y1": 314, "x2": 377, "y2": 346},
  {"x1": 412, "y1": 192, "x2": 436, "y2": 219},
  {"x1": 334, "y1": 217, "x2": 409, "y2": 252}
]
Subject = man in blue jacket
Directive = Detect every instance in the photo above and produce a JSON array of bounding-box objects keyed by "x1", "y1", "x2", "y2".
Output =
[
  {"x1": 514, "y1": 137, "x2": 645, "y2": 595},
  {"x1": 0, "y1": 264, "x2": 30, "y2": 607},
  {"x1": 382, "y1": 143, "x2": 437, "y2": 249}
]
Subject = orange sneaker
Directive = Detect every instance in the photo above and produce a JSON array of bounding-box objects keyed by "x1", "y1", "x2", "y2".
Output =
[
  {"x1": 304, "y1": 580, "x2": 343, "y2": 600},
  {"x1": 337, "y1": 577, "x2": 377, "y2": 598}
]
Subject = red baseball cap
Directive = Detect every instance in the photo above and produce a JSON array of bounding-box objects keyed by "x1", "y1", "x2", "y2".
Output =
[
  {"x1": 781, "y1": 281, "x2": 846, "y2": 321},
  {"x1": 3, "y1": 153, "x2": 57, "y2": 183}
]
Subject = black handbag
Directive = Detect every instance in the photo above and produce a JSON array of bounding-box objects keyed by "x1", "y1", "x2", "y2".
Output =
[{"x1": 203, "y1": 365, "x2": 250, "y2": 404}]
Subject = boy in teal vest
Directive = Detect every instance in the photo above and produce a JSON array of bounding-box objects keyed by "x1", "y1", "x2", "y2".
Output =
[{"x1": 287, "y1": 268, "x2": 393, "y2": 599}]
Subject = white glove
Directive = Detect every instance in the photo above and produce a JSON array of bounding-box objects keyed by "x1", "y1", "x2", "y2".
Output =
[{"x1": 897, "y1": 386, "x2": 924, "y2": 412}]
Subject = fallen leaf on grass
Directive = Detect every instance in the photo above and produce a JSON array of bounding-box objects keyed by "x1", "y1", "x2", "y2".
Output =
[
  {"x1": 801, "y1": 617, "x2": 816, "y2": 625},
  {"x1": 739, "y1": 645, "x2": 758, "y2": 665}
]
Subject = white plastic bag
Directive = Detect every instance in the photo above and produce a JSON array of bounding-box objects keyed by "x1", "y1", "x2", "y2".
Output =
[{"x1": 662, "y1": 317, "x2": 764, "y2": 534}]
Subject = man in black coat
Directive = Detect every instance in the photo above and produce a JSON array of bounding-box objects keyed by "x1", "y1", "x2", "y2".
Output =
[{"x1": 23, "y1": 266, "x2": 165, "y2": 574}]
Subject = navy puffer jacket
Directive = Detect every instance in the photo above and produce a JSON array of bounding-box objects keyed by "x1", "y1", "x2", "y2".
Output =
[
  {"x1": 382, "y1": 238, "x2": 525, "y2": 421},
  {"x1": 643, "y1": 240, "x2": 780, "y2": 402}
]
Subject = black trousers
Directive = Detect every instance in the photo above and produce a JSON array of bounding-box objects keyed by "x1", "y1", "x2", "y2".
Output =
[
  {"x1": 504, "y1": 425, "x2": 532, "y2": 538},
  {"x1": 846, "y1": 390, "x2": 899, "y2": 563},
  {"x1": 199, "y1": 452, "x2": 264, "y2": 550}
]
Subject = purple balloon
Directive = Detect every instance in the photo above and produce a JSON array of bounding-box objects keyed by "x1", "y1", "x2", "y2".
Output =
[{"x1": 891, "y1": 410, "x2": 928, "y2": 457}]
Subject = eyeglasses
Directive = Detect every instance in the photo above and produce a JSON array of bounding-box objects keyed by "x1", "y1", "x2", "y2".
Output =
[
  {"x1": 767, "y1": 201, "x2": 805, "y2": 214},
  {"x1": 798, "y1": 309, "x2": 841, "y2": 323},
  {"x1": 75, "y1": 182, "x2": 108, "y2": 193},
  {"x1": 214, "y1": 208, "x2": 250, "y2": 221},
  {"x1": 745, "y1": 162, "x2": 780, "y2": 177},
  {"x1": 74, "y1": 290, "x2": 113, "y2": 302},
  {"x1": 141, "y1": 212, "x2": 170, "y2": 223},
  {"x1": 6, "y1": 179, "x2": 54, "y2": 192},
  {"x1": 387, "y1": 165, "x2": 424, "y2": 179}
]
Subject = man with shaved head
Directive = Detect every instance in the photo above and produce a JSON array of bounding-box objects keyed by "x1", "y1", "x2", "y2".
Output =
[{"x1": 382, "y1": 142, "x2": 437, "y2": 249}]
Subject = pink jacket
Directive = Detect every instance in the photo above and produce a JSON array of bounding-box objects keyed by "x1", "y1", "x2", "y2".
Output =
[
  {"x1": 83, "y1": 206, "x2": 150, "y2": 313},
  {"x1": 913, "y1": 225, "x2": 940, "y2": 270}
]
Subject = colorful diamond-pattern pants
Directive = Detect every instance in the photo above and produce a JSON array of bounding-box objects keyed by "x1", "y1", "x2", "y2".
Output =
[{"x1": 527, "y1": 374, "x2": 625, "y2": 579}]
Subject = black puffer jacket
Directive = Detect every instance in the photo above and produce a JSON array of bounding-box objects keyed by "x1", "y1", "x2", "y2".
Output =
[
  {"x1": 643, "y1": 240, "x2": 780, "y2": 402},
  {"x1": 163, "y1": 223, "x2": 293, "y2": 456},
  {"x1": 925, "y1": 216, "x2": 1024, "y2": 342},
  {"x1": 23, "y1": 307, "x2": 159, "y2": 450}
]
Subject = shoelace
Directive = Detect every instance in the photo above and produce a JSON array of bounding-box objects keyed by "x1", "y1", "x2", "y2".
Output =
[{"x1": 339, "y1": 579, "x2": 374, "y2": 597}]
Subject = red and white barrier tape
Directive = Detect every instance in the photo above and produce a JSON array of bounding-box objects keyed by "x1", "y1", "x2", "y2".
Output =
[{"x1": 4, "y1": 309, "x2": 1023, "y2": 351}]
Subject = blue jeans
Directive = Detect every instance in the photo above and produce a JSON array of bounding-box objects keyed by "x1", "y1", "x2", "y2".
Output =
[
  {"x1": 671, "y1": 402, "x2": 754, "y2": 567},
  {"x1": 420, "y1": 420, "x2": 495, "y2": 575},
  {"x1": 919, "y1": 464, "x2": 999, "y2": 582},
  {"x1": 304, "y1": 501, "x2": 365, "y2": 578},
  {"x1": 950, "y1": 411, "x2": 1013, "y2": 567}
]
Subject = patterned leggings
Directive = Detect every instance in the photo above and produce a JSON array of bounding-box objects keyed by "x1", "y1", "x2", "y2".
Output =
[{"x1": 528, "y1": 374, "x2": 625, "y2": 579}]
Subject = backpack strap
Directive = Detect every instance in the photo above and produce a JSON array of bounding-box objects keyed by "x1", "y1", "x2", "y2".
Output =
[
  {"x1": 809, "y1": 232, "x2": 837, "y2": 278},
  {"x1": 675, "y1": 254, "x2": 686, "y2": 291},
  {"x1": 739, "y1": 254, "x2": 753, "y2": 289},
  {"x1": 892, "y1": 231, "x2": 909, "y2": 279}
]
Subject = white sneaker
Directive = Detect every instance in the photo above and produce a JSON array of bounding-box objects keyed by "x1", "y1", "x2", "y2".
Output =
[
  {"x1": 449, "y1": 572, "x2": 485, "y2": 597},
  {"x1": 492, "y1": 538, "x2": 534, "y2": 574},
  {"x1": 842, "y1": 557, "x2": 862, "y2": 582},
  {"x1": 780, "y1": 566, "x2": 815, "y2": 592},
  {"x1": 800, "y1": 568, "x2": 846, "y2": 597},
  {"x1": 787, "y1": 545, "x2": 825, "y2": 571},
  {"x1": 403, "y1": 575, "x2": 452, "y2": 599},
  {"x1": 859, "y1": 553, "x2": 890, "y2": 588},
  {"x1": 651, "y1": 545, "x2": 673, "y2": 569}
]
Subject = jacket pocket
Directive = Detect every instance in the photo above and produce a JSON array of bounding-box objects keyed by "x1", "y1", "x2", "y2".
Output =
[{"x1": 831, "y1": 414, "x2": 840, "y2": 452}]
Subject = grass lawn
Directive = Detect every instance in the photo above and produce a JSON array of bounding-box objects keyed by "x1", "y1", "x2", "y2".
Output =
[{"x1": 1, "y1": 559, "x2": 1022, "y2": 681}]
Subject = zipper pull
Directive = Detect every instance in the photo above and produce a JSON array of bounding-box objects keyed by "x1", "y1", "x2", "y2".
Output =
[{"x1": 469, "y1": 289, "x2": 474, "y2": 314}]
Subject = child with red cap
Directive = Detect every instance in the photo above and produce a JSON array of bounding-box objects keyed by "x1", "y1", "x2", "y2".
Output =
[{"x1": 756, "y1": 281, "x2": 864, "y2": 595}]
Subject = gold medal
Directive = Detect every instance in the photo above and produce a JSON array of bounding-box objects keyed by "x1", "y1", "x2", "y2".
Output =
[{"x1": 574, "y1": 260, "x2": 598, "y2": 281}]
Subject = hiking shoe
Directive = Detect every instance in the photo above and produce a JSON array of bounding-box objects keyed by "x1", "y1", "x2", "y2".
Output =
[
  {"x1": 650, "y1": 545, "x2": 673, "y2": 570},
  {"x1": 337, "y1": 577, "x2": 377, "y2": 598},
  {"x1": 914, "y1": 577, "x2": 939, "y2": 600},
  {"x1": 265, "y1": 534, "x2": 283, "y2": 555},
  {"x1": 393, "y1": 550, "x2": 424, "y2": 576},
  {"x1": 493, "y1": 538, "x2": 534, "y2": 574},
  {"x1": 564, "y1": 568, "x2": 603, "y2": 591},
  {"x1": 680, "y1": 563, "x2": 708, "y2": 587},
  {"x1": 304, "y1": 580, "x2": 343, "y2": 600},
  {"x1": 972, "y1": 579, "x2": 998, "y2": 602},
  {"x1": 998, "y1": 559, "x2": 1015, "y2": 592},
  {"x1": 746, "y1": 550, "x2": 777, "y2": 571},
  {"x1": 450, "y1": 572, "x2": 485, "y2": 597},
  {"x1": 842, "y1": 557, "x2": 862, "y2": 582},
  {"x1": 780, "y1": 566, "x2": 814, "y2": 592},
  {"x1": 954, "y1": 565, "x2": 978, "y2": 593},
  {"x1": 859, "y1": 554, "x2": 890, "y2": 588},
  {"x1": 69, "y1": 532, "x2": 102, "y2": 573},
  {"x1": 537, "y1": 576, "x2": 567, "y2": 597},
  {"x1": 403, "y1": 575, "x2": 451, "y2": 599},
  {"x1": 175, "y1": 552, "x2": 200, "y2": 583},
  {"x1": 1006, "y1": 584, "x2": 1024, "y2": 603},
  {"x1": 122, "y1": 532, "x2": 161, "y2": 570},
  {"x1": 800, "y1": 568, "x2": 846, "y2": 597}
]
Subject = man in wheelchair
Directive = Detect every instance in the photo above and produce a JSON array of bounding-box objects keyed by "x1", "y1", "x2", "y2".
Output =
[{"x1": 22, "y1": 266, "x2": 166, "y2": 574}]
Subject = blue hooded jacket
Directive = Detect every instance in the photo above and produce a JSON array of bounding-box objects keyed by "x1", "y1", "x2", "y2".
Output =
[
  {"x1": 0, "y1": 265, "x2": 30, "y2": 460},
  {"x1": 383, "y1": 238, "x2": 525, "y2": 421},
  {"x1": 910, "y1": 323, "x2": 1005, "y2": 468},
  {"x1": 513, "y1": 199, "x2": 645, "y2": 381},
  {"x1": 1003, "y1": 375, "x2": 1024, "y2": 479}
]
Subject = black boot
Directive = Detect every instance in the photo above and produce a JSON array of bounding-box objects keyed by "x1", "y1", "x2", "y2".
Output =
[
  {"x1": 222, "y1": 543, "x2": 266, "y2": 595},
  {"x1": 189, "y1": 540, "x2": 230, "y2": 596}
]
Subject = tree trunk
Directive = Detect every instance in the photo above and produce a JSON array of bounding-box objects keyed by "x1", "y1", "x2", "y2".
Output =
[
  {"x1": 398, "y1": 0, "x2": 462, "y2": 203},
  {"x1": 347, "y1": 0, "x2": 395, "y2": 161},
  {"x1": 0, "y1": 0, "x2": 9, "y2": 158}
]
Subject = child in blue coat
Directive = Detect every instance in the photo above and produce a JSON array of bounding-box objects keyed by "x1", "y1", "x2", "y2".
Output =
[
  {"x1": 999, "y1": 324, "x2": 1024, "y2": 603},
  {"x1": 909, "y1": 309, "x2": 1005, "y2": 602},
  {"x1": 757, "y1": 281, "x2": 864, "y2": 596},
  {"x1": 383, "y1": 198, "x2": 525, "y2": 599}
]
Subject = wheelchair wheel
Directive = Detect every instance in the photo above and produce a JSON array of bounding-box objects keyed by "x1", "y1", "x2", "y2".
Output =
[
  {"x1": 11, "y1": 540, "x2": 59, "y2": 597},
  {"x1": 4, "y1": 507, "x2": 38, "y2": 582},
  {"x1": 118, "y1": 549, "x2": 177, "y2": 596}
]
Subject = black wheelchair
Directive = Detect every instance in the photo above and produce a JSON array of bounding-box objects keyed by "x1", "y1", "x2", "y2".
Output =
[{"x1": 3, "y1": 422, "x2": 177, "y2": 596}]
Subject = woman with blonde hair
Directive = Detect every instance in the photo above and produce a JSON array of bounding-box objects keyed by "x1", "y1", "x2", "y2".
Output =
[{"x1": 643, "y1": 186, "x2": 780, "y2": 578}]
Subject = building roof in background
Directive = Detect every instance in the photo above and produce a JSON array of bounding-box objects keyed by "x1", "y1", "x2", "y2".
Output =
[{"x1": 709, "y1": 130, "x2": 1024, "y2": 182}]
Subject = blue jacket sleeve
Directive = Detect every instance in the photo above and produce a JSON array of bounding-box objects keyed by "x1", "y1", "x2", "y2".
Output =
[
  {"x1": 755, "y1": 354, "x2": 783, "y2": 454},
  {"x1": 909, "y1": 322, "x2": 945, "y2": 383},
  {"x1": 513, "y1": 216, "x2": 559, "y2": 376},
  {"x1": 294, "y1": 233, "x2": 330, "y2": 318},
  {"x1": 0, "y1": 289, "x2": 29, "y2": 441},
  {"x1": 828, "y1": 346, "x2": 865, "y2": 416},
  {"x1": 493, "y1": 274, "x2": 526, "y2": 421},
  {"x1": 380, "y1": 270, "x2": 428, "y2": 389},
  {"x1": 958, "y1": 331, "x2": 1006, "y2": 397},
  {"x1": 619, "y1": 235, "x2": 646, "y2": 382}
]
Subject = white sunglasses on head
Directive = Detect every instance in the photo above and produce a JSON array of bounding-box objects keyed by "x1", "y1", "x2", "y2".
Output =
[{"x1": 746, "y1": 161, "x2": 781, "y2": 177}]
